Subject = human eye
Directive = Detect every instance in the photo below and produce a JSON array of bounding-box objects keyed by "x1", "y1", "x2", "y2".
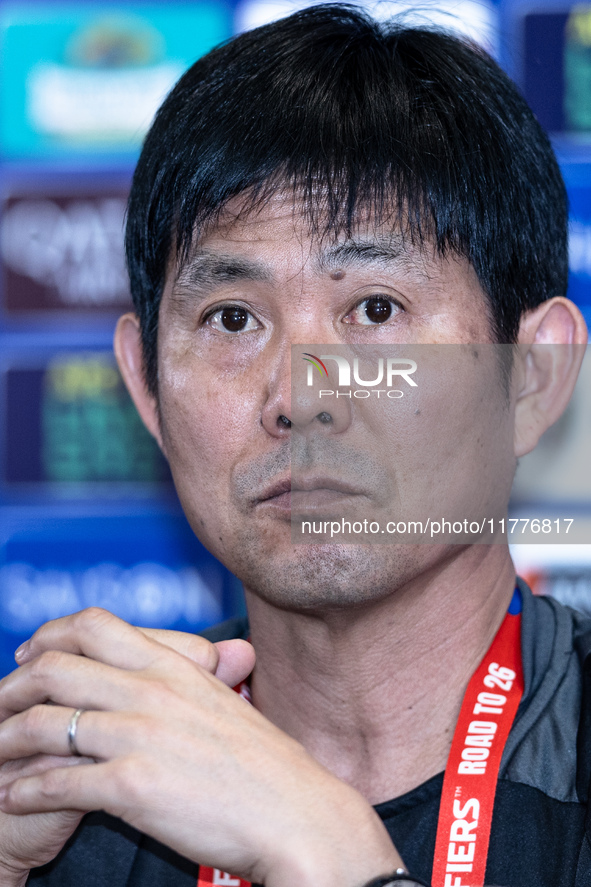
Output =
[
  {"x1": 205, "y1": 304, "x2": 262, "y2": 334},
  {"x1": 342, "y1": 294, "x2": 403, "y2": 326}
]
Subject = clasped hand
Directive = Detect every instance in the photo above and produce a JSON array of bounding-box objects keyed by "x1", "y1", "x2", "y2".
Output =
[{"x1": 0, "y1": 609, "x2": 402, "y2": 887}]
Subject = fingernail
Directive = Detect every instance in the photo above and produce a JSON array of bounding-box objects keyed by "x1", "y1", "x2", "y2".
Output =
[{"x1": 14, "y1": 642, "x2": 29, "y2": 663}]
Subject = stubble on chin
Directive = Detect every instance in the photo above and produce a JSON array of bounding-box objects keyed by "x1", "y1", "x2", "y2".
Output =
[{"x1": 234, "y1": 535, "x2": 431, "y2": 612}]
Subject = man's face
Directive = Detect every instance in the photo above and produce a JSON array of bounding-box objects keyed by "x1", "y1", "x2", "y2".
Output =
[{"x1": 154, "y1": 196, "x2": 516, "y2": 610}]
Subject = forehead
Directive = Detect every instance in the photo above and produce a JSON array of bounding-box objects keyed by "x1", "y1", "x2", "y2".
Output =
[{"x1": 175, "y1": 192, "x2": 457, "y2": 285}]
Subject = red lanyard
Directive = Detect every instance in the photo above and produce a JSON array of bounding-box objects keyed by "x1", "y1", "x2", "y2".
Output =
[
  {"x1": 431, "y1": 587, "x2": 523, "y2": 886},
  {"x1": 198, "y1": 588, "x2": 523, "y2": 887}
]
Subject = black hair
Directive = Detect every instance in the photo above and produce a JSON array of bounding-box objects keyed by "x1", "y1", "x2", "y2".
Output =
[{"x1": 125, "y1": 3, "x2": 568, "y2": 395}]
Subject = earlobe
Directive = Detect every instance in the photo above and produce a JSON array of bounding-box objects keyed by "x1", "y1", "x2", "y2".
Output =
[
  {"x1": 514, "y1": 298, "x2": 588, "y2": 457},
  {"x1": 114, "y1": 313, "x2": 164, "y2": 451}
]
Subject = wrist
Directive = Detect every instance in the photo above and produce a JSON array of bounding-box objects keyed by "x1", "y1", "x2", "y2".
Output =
[{"x1": 261, "y1": 787, "x2": 404, "y2": 887}]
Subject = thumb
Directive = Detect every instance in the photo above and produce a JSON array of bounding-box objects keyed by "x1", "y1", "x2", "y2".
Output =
[
  {"x1": 138, "y1": 628, "x2": 255, "y2": 687},
  {"x1": 214, "y1": 639, "x2": 256, "y2": 687}
]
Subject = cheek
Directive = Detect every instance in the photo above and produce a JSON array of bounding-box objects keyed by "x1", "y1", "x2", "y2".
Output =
[
  {"x1": 157, "y1": 362, "x2": 262, "y2": 519},
  {"x1": 160, "y1": 367, "x2": 221, "y2": 460},
  {"x1": 384, "y1": 352, "x2": 514, "y2": 500}
]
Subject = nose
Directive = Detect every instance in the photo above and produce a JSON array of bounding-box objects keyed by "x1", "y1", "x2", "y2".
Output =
[{"x1": 260, "y1": 345, "x2": 352, "y2": 437}]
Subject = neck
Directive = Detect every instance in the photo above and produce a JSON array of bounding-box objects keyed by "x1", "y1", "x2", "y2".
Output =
[{"x1": 244, "y1": 545, "x2": 516, "y2": 805}]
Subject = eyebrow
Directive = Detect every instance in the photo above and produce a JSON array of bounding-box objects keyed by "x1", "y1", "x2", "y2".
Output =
[
  {"x1": 315, "y1": 235, "x2": 408, "y2": 274},
  {"x1": 174, "y1": 251, "x2": 273, "y2": 295}
]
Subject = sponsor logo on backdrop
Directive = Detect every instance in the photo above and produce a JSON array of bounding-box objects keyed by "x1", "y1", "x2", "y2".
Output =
[{"x1": 0, "y1": 563, "x2": 223, "y2": 633}]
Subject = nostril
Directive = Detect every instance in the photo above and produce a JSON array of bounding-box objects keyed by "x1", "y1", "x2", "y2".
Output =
[
  {"x1": 317, "y1": 411, "x2": 332, "y2": 424},
  {"x1": 277, "y1": 414, "x2": 292, "y2": 428}
]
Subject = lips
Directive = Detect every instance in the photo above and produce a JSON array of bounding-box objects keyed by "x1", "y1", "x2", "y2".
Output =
[
  {"x1": 255, "y1": 474, "x2": 363, "y2": 516},
  {"x1": 256, "y1": 477, "x2": 292, "y2": 503}
]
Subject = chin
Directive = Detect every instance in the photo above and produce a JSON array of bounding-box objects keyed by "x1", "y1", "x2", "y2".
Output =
[{"x1": 234, "y1": 539, "x2": 431, "y2": 612}]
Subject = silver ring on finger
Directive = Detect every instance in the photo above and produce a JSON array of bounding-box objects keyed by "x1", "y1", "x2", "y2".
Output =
[{"x1": 67, "y1": 708, "x2": 85, "y2": 757}]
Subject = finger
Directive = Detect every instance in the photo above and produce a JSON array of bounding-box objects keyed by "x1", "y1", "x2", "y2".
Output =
[
  {"x1": 214, "y1": 640, "x2": 256, "y2": 688},
  {"x1": 0, "y1": 753, "x2": 93, "y2": 784},
  {"x1": 0, "y1": 652, "x2": 148, "y2": 721},
  {"x1": 138, "y1": 628, "x2": 219, "y2": 675},
  {"x1": 0, "y1": 706, "x2": 131, "y2": 763},
  {"x1": 0, "y1": 759, "x2": 120, "y2": 816},
  {"x1": 14, "y1": 608, "x2": 174, "y2": 672}
]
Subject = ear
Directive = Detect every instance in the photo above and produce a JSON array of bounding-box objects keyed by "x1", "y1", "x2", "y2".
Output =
[
  {"x1": 114, "y1": 313, "x2": 165, "y2": 452},
  {"x1": 514, "y1": 297, "x2": 588, "y2": 458}
]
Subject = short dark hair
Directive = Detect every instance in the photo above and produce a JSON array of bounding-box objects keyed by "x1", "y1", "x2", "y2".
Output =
[{"x1": 125, "y1": 3, "x2": 568, "y2": 395}]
